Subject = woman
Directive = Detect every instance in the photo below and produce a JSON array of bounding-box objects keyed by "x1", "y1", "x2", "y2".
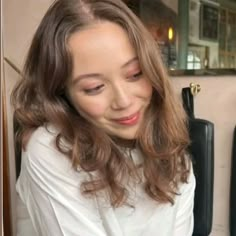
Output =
[{"x1": 12, "y1": 0, "x2": 195, "y2": 235}]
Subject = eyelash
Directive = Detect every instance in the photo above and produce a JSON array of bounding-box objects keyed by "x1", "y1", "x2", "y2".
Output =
[
  {"x1": 82, "y1": 71, "x2": 143, "y2": 95},
  {"x1": 83, "y1": 84, "x2": 104, "y2": 95},
  {"x1": 128, "y1": 71, "x2": 143, "y2": 81}
]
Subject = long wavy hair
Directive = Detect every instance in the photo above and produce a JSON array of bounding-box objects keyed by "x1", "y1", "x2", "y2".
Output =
[{"x1": 12, "y1": 0, "x2": 191, "y2": 207}]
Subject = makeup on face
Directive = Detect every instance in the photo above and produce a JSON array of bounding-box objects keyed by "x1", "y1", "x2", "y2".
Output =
[{"x1": 67, "y1": 21, "x2": 152, "y2": 139}]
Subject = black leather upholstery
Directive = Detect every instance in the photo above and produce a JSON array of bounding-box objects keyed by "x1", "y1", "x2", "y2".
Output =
[
  {"x1": 182, "y1": 88, "x2": 214, "y2": 236},
  {"x1": 189, "y1": 119, "x2": 214, "y2": 236},
  {"x1": 230, "y1": 126, "x2": 236, "y2": 236}
]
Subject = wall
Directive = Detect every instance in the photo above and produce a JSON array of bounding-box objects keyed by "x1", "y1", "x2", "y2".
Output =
[
  {"x1": 2, "y1": 0, "x2": 236, "y2": 235},
  {"x1": 3, "y1": 0, "x2": 53, "y2": 70},
  {"x1": 2, "y1": 0, "x2": 53, "y2": 235}
]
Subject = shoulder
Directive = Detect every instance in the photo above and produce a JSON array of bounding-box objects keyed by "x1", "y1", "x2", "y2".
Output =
[
  {"x1": 22, "y1": 124, "x2": 76, "y2": 177},
  {"x1": 25, "y1": 124, "x2": 61, "y2": 165},
  {"x1": 18, "y1": 124, "x2": 91, "y2": 197},
  {"x1": 25, "y1": 123, "x2": 70, "y2": 159},
  {"x1": 26, "y1": 124, "x2": 59, "y2": 150}
]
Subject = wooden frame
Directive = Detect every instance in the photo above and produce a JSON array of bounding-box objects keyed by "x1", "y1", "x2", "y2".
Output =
[
  {"x1": 2, "y1": 74, "x2": 13, "y2": 236},
  {"x1": 200, "y1": 3, "x2": 219, "y2": 41}
]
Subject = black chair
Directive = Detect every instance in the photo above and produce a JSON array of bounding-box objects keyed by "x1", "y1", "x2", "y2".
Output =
[
  {"x1": 230, "y1": 126, "x2": 236, "y2": 236},
  {"x1": 182, "y1": 87, "x2": 214, "y2": 236},
  {"x1": 189, "y1": 118, "x2": 214, "y2": 236}
]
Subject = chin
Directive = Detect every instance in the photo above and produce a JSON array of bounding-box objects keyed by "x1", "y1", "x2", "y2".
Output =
[
  {"x1": 113, "y1": 131, "x2": 137, "y2": 140},
  {"x1": 104, "y1": 125, "x2": 140, "y2": 140}
]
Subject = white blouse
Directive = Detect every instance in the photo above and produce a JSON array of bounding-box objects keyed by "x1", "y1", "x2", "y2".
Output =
[{"x1": 16, "y1": 125, "x2": 196, "y2": 236}]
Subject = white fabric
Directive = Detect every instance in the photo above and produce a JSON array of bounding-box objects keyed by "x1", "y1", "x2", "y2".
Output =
[{"x1": 16, "y1": 125, "x2": 196, "y2": 236}]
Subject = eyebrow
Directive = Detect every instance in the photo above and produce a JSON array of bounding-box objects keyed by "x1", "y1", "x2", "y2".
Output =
[
  {"x1": 121, "y1": 56, "x2": 138, "y2": 69},
  {"x1": 72, "y1": 56, "x2": 139, "y2": 84}
]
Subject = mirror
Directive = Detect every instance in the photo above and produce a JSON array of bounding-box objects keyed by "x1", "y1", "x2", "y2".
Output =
[{"x1": 125, "y1": 0, "x2": 236, "y2": 74}]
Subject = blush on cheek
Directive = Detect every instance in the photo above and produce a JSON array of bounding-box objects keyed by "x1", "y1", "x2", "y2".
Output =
[
  {"x1": 142, "y1": 81, "x2": 153, "y2": 97},
  {"x1": 74, "y1": 102, "x2": 106, "y2": 119}
]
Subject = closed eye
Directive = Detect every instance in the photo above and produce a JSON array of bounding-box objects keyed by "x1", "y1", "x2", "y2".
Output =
[
  {"x1": 128, "y1": 71, "x2": 143, "y2": 81},
  {"x1": 83, "y1": 84, "x2": 104, "y2": 95}
]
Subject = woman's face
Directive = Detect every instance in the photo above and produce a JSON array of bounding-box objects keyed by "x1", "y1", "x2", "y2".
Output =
[{"x1": 67, "y1": 21, "x2": 153, "y2": 140}]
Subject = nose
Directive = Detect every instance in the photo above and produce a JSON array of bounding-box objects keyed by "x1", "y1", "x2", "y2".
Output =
[{"x1": 111, "y1": 83, "x2": 132, "y2": 110}]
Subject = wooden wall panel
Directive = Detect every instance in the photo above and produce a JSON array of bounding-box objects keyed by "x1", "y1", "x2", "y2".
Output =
[{"x1": 2, "y1": 82, "x2": 12, "y2": 236}]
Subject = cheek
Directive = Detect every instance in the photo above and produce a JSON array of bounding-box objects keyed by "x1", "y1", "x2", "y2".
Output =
[
  {"x1": 72, "y1": 96, "x2": 108, "y2": 119},
  {"x1": 140, "y1": 80, "x2": 153, "y2": 99}
]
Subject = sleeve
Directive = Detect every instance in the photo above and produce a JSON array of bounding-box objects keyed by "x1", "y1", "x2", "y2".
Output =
[
  {"x1": 16, "y1": 130, "x2": 107, "y2": 236},
  {"x1": 173, "y1": 165, "x2": 196, "y2": 236}
]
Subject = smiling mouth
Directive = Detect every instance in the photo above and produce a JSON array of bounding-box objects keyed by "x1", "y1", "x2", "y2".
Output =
[{"x1": 112, "y1": 112, "x2": 140, "y2": 125}]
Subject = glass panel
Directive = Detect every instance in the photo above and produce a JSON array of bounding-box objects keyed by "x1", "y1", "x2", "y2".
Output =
[
  {"x1": 219, "y1": 9, "x2": 226, "y2": 51},
  {"x1": 227, "y1": 12, "x2": 236, "y2": 52},
  {"x1": 124, "y1": 0, "x2": 236, "y2": 72}
]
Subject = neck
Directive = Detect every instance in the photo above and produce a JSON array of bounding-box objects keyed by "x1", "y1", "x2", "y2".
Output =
[{"x1": 111, "y1": 136, "x2": 136, "y2": 149}]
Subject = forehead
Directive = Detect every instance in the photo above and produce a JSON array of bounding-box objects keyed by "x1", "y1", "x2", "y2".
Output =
[
  {"x1": 68, "y1": 21, "x2": 133, "y2": 48},
  {"x1": 68, "y1": 21, "x2": 137, "y2": 73}
]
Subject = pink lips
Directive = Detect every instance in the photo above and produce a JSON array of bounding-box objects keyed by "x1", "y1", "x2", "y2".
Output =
[{"x1": 113, "y1": 112, "x2": 140, "y2": 125}]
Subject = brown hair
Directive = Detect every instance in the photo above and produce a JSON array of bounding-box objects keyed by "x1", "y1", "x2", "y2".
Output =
[{"x1": 12, "y1": 0, "x2": 190, "y2": 207}]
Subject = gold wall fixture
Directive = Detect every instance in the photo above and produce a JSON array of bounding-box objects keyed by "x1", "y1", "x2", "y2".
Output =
[{"x1": 190, "y1": 82, "x2": 201, "y2": 96}]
